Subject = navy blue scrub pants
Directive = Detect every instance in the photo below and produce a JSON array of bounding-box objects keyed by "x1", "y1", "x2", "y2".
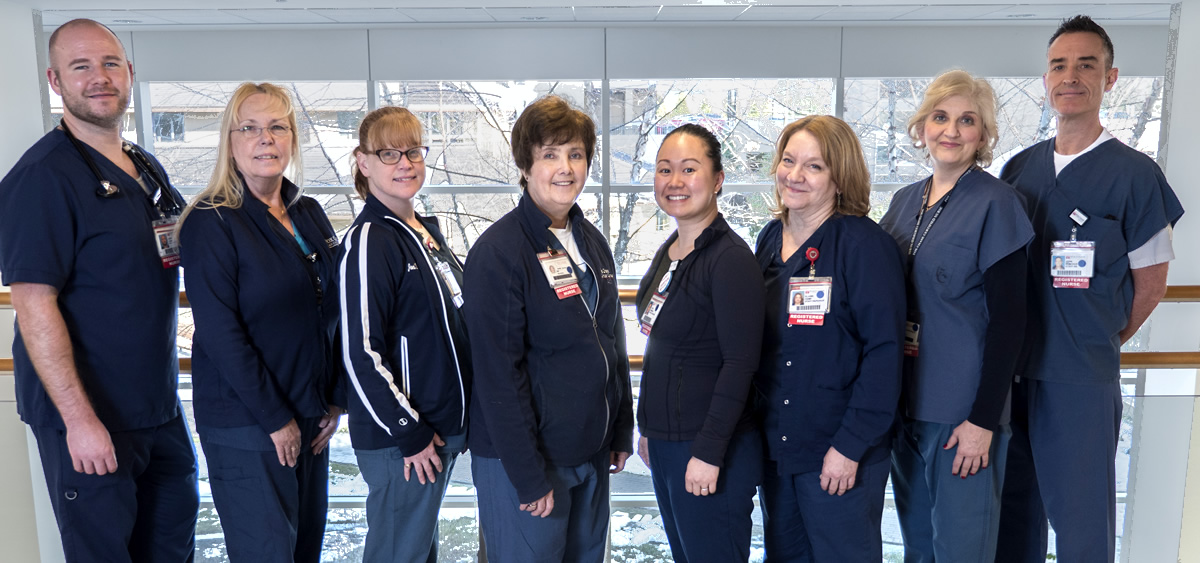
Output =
[
  {"x1": 32, "y1": 412, "x2": 199, "y2": 563},
  {"x1": 891, "y1": 418, "x2": 1010, "y2": 563},
  {"x1": 648, "y1": 430, "x2": 763, "y2": 563},
  {"x1": 761, "y1": 456, "x2": 889, "y2": 562},
  {"x1": 473, "y1": 449, "x2": 612, "y2": 563},
  {"x1": 996, "y1": 378, "x2": 1122, "y2": 563},
  {"x1": 200, "y1": 416, "x2": 330, "y2": 563},
  {"x1": 355, "y1": 433, "x2": 465, "y2": 563}
]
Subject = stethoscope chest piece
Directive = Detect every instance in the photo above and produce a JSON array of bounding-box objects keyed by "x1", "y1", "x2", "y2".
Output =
[{"x1": 97, "y1": 180, "x2": 118, "y2": 197}]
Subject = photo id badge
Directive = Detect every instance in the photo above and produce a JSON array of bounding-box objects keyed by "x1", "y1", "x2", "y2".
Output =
[
  {"x1": 152, "y1": 217, "x2": 181, "y2": 268},
  {"x1": 435, "y1": 260, "x2": 465, "y2": 308},
  {"x1": 1051, "y1": 240, "x2": 1095, "y2": 289},
  {"x1": 537, "y1": 250, "x2": 581, "y2": 299},
  {"x1": 787, "y1": 277, "x2": 832, "y2": 326},
  {"x1": 904, "y1": 320, "x2": 921, "y2": 357},
  {"x1": 640, "y1": 293, "x2": 667, "y2": 335}
]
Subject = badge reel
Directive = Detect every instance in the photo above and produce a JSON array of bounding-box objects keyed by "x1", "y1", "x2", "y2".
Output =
[
  {"x1": 538, "y1": 248, "x2": 582, "y2": 299},
  {"x1": 904, "y1": 320, "x2": 921, "y2": 357},
  {"x1": 1052, "y1": 209, "x2": 1096, "y2": 289},
  {"x1": 640, "y1": 260, "x2": 678, "y2": 335},
  {"x1": 788, "y1": 247, "x2": 832, "y2": 327},
  {"x1": 152, "y1": 218, "x2": 181, "y2": 268},
  {"x1": 434, "y1": 259, "x2": 465, "y2": 308}
]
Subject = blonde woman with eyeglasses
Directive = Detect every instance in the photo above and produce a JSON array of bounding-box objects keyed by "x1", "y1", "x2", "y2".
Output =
[{"x1": 178, "y1": 82, "x2": 345, "y2": 562}]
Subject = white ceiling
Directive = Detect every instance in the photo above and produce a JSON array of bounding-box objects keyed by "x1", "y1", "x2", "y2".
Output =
[{"x1": 23, "y1": 2, "x2": 1174, "y2": 28}]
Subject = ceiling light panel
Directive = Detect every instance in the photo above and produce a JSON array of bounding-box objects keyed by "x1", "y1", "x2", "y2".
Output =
[
  {"x1": 816, "y1": 5, "x2": 925, "y2": 21},
  {"x1": 41, "y1": 9, "x2": 176, "y2": 26},
  {"x1": 735, "y1": 6, "x2": 835, "y2": 21},
  {"x1": 134, "y1": 10, "x2": 257, "y2": 25},
  {"x1": 397, "y1": 8, "x2": 496, "y2": 23},
  {"x1": 657, "y1": 5, "x2": 751, "y2": 21},
  {"x1": 309, "y1": 9, "x2": 416, "y2": 23},
  {"x1": 226, "y1": 9, "x2": 337, "y2": 24},
  {"x1": 892, "y1": 5, "x2": 1010, "y2": 21},
  {"x1": 485, "y1": 7, "x2": 576, "y2": 22},
  {"x1": 574, "y1": 6, "x2": 662, "y2": 22}
]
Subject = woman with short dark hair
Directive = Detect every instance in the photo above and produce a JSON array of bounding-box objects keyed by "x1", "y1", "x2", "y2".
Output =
[{"x1": 463, "y1": 95, "x2": 634, "y2": 563}]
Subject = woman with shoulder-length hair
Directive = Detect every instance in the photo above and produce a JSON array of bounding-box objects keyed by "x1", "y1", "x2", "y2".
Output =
[
  {"x1": 178, "y1": 82, "x2": 345, "y2": 562},
  {"x1": 338, "y1": 106, "x2": 472, "y2": 563},
  {"x1": 462, "y1": 95, "x2": 634, "y2": 563},
  {"x1": 755, "y1": 115, "x2": 907, "y2": 562},
  {"x1": 635, "y1": 123, "x2": 765, "y2": 562},
  {"x1": 880, "y1": 69, "x2": 1032, "y2": 561}
]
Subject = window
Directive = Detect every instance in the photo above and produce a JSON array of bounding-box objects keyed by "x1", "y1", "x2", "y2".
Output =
[{"x1": 153, "y1": 112, "x2": 186, "y2": 142}]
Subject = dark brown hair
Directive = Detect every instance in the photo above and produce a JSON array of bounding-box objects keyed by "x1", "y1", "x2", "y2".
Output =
[{"x1": 511, "y1": 96, "x2": 596, "y2": 189}]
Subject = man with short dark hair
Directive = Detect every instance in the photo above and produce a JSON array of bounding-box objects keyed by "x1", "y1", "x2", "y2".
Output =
[
  {"x1": 995, "y1": 15, "x2": 1183, "y2": 562},
  {"x1": 0, "y1": 18, "x2": 198, "y2": 562}
]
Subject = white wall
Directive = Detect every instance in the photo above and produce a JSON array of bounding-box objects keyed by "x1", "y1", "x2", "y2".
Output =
[{"x1": 0, "y1": 2, "x2": 51, "y2": 561}]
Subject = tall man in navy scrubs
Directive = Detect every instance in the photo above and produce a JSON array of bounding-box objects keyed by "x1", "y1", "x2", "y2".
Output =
[
  {"x1": 0, "y1": 19, "x2": 198, "y2": 562},
  {"x1": 996, "y1": 15, "x2": 1184, "y2": 562}
]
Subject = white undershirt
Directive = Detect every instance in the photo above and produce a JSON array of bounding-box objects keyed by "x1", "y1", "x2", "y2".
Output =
[
  {"x1": 1053, "y1": 129, "x2": 1173, "y2": 268},
  {"x1": 548, "y1": 223, "x2": 586, "y2": 272}
]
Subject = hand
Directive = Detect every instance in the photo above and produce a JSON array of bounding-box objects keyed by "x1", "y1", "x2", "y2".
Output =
[
  {"x1": 638, "y1": 436, "x2": 650, "y2": 468},
  {"x1": 946, "y1": 420, "x2": 993, "y2": 478},
  {"x1": 610, "y1": 450, "x2": 630, "y2": 474},
  {"x1": 65, "y1": 415, "x2": 117, "y2": 475},
  {"x1": 819, "y1": 446, "x2": 859, "y2": 495},
  {"x1": 269, "y1": 419, "x2": 302, "y2": 467},
  {"x1": 404, "y1": 434, "x2": 446, "y2": 485},
  {"x1": 310, "y1": 405, "x2": 344, "y2": 455},
  {"x1": 685, "y1": 457, "x2": 719, "y2": 496},
  {"x1": 522, "y1": 489, "x2": 555, "y2": 518}
]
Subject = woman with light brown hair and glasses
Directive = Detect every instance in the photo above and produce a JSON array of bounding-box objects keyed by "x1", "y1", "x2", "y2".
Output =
[
  {"x1": 338, "y1": 105, "x2": 472, "y2": 563},
  {"x1": 178, "y1": 82, "x2": 344, "y2": 561}
]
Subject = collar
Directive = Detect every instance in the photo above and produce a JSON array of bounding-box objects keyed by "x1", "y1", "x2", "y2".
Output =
[
  {"x1": 517, "y1": 191, "x2": 585, "y2": 233},
  {"x1": 239, "y1": 173, "x2": 301, "y2": 213}
]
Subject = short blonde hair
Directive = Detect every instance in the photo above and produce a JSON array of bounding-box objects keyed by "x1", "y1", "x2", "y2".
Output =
[
  {"x1": 907, "y1": 70, "x2": 999, "y2": 167},
  {"x1": 351, "y1": 106, "x2": 424, "y2": 200},
  {"x1": 769, "y1": 115, "x2": 871, "y2": 221}
]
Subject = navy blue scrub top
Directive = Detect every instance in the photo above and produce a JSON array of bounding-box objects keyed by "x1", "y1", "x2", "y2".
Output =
[
  {"x1": 1001, "y1": 138, "x2": 1184, "y2": 383},
  {"x1": 0, "y1": 129, "x2": 183, "y2": 431},
  {"x1": 879, "y1": 169, "x2": 1033, "y2": 424}
]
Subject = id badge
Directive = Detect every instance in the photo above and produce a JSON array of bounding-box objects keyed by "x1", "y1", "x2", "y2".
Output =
[
  {"x1": 1051, "y1": 240, "x2": 1095, "y2": 289},
  {"x1": 435, "y1": 260, "x2": 464, "y2": 308},
  {"x1": 639, "y1": 293, "x2": 667, "y2": 335},
  {"x1": 904, "y1": 320, "x2": 921, "y2": 357},
  {"x1": 787, "y1": 277, "x2": 832, "y2": 326},
  {"x1": 537, "y1": 250, "x2": 581, "y2": 299},
  {"x1": 152, "y1": 217, "x2": 181, "y2": 268}
]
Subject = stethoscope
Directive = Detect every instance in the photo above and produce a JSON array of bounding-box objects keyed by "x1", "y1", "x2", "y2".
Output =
[{"x1": 60, "y1": 120, "x2": 182, "y2": 216}]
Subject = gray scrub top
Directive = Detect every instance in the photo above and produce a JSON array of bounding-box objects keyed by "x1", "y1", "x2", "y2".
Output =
[{"x1": 880, "y1": 169, "x2": 1033, "y2": 424}]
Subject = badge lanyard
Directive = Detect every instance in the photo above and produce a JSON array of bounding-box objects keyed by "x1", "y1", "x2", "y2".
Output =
[
  {"x1": 1051, "y1": 209, "x2": 1095, "y2": 289},
  {"x1": 61, "y1": 121, "x2": 183, "y2": 268},
  {"x1": 903, "y1": 168, "x2": 971, "y2": 355},
  {"x1": 787, "y1": 247, "x2": 832, "y2": 326},
  {"x1": 639, "y1": 259, "x2": 679, "y2": 335}
]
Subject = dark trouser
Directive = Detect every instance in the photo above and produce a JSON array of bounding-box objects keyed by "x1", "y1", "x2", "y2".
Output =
[
  {"x1": 32, "y1": 412, "x2": 199, "y2": 563},
  {"x1": 761, "y1": 456, "x2": 889, "y2": 563},
  {"x1": 473, "y1": 450, "x2": 611, "y2": 563},
  {"x1": 355, "y1": 433, "x2": 464, "y2": 563},
  {"x1": 200, "y1": 416, "x2": 330, "y2": 563},
  {"x1": 892, "y1": 419, "x2": 1010, "y2": 563},
  {"x1": 648, "y1": 430, "x2": 763, "y2": 563},
  {"x1": 996, "y1": 378, "x2": 1122, "y2": 563}
]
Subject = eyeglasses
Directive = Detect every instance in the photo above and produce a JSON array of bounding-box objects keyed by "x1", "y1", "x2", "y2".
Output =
[
  {"x1": 234, "y1": 124, "x2": 293, "y2": 139},
  {"x1": 375, "y1": 147, "x2": 429, "y2": 165}
]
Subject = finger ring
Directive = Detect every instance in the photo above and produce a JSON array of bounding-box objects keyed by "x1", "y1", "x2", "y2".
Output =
[
  {"x1": 701, "y1": 487, "x2": 709, "y2": 491},
  {"x1": 405, "y1": 463, "x2": 412, "y2": 468}
]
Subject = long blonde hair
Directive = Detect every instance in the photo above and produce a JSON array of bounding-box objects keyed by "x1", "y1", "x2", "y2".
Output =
[{"x1": 179, "y1": 82, "x2": 303, "y2": 227}]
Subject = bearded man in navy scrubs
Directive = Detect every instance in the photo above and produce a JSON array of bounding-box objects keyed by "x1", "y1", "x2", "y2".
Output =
[
  {"x1": 996, "y1": 15, "x2": 1183, "y2": 563},
  {"x1": 0, "y1": 19, "x2": 198, "y2": 562}
]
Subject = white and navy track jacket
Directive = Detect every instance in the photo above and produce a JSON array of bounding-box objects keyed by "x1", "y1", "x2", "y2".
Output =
[{"x1": 338, "y1": 195, "x2": 471, "y2": 454}]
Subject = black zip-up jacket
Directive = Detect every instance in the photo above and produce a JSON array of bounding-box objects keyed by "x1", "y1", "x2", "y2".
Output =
[
  {"x1": 180, "y1": 179, "x2": 344, "y2": 434},
  {"x1": 463, "y1": 194, "x2": 634, "y2": 504},
  {"x1": 338, "y1": 195, "x2": 471, "y2": 454},
  {"x1": 634, "y1": 214, "x2": 765, "y2": 466}
]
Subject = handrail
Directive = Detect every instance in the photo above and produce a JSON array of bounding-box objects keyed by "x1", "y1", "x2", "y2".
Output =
[
  {"x1": 3, "y1": 354, "x2": 1200, "y2": 376},
  {"x1": 0, "y1": 285, "x2": 1197, "y2": 308}
]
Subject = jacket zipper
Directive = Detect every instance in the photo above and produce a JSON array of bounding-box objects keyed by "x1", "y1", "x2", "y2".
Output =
[
  {"x1": 388, "y1": 216, "x2": 468, "y2": 429},
  {"x1": 576, "y1": 255, "x2": 611, "y2": 453}
]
